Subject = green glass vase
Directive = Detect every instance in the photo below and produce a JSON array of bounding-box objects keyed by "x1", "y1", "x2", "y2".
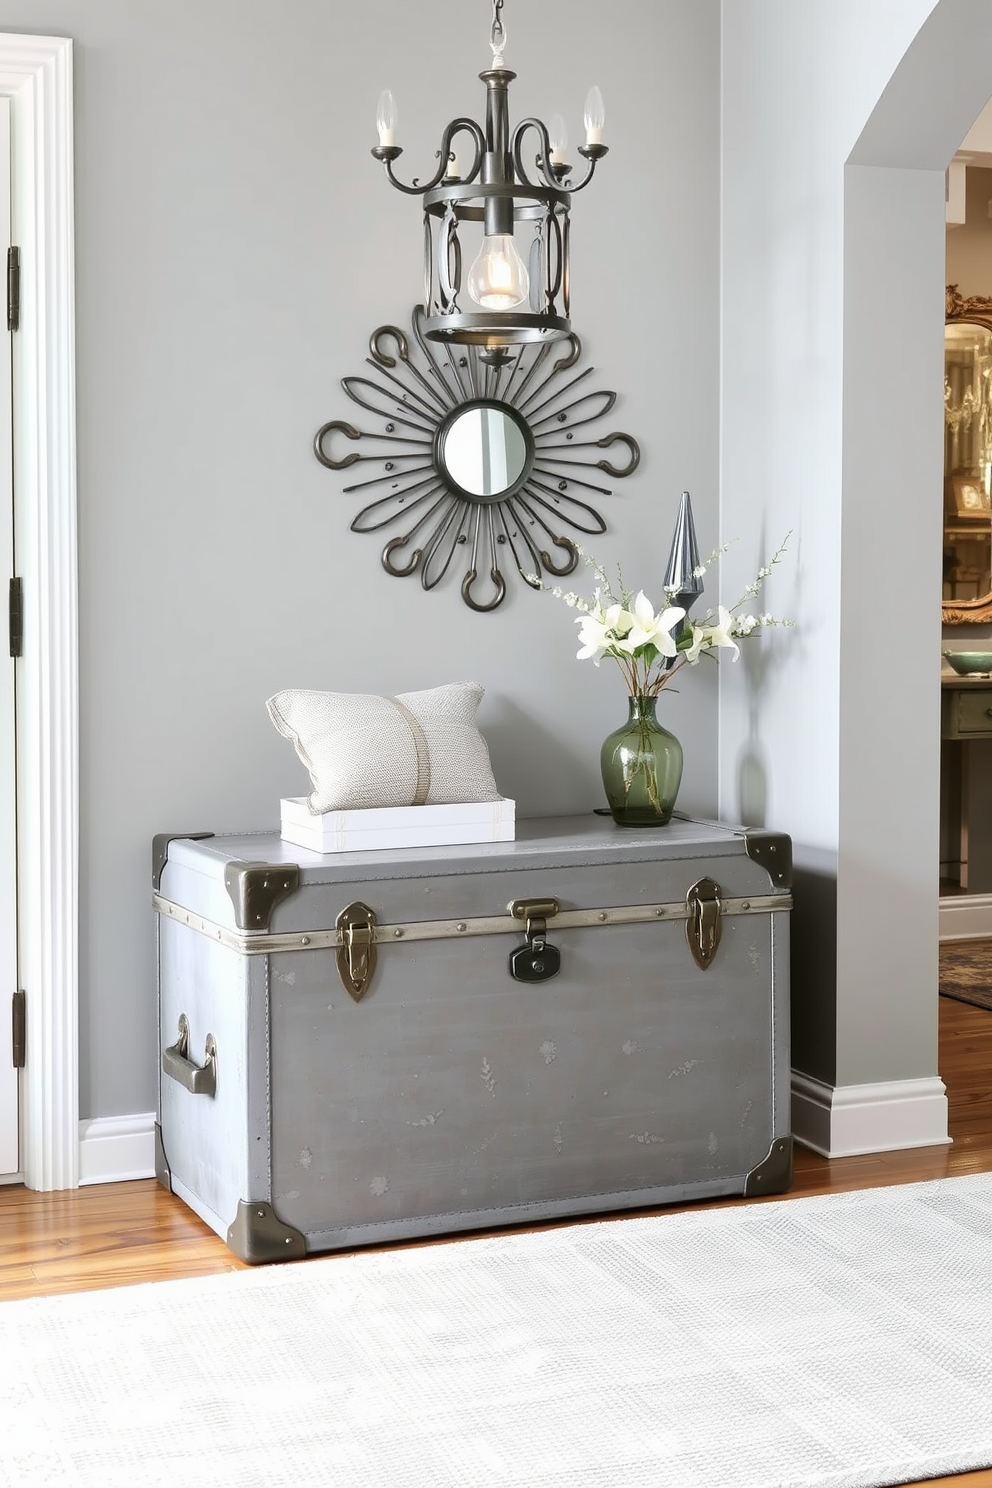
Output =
[{"x1": 600, "y1": 694, "x2": 683, "y2": 827}]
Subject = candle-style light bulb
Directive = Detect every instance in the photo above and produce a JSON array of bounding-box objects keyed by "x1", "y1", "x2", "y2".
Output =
[
  {"x1": 467, "y1": 233, "x2": 530, "y2": 311},
  {"x1": 583, "y1": 85, "x2": 605, "y2": 146},
  {"x1": 376, "y1": 89, "x2": 398, "y2": 147},
  {"x1": 548, "y1": 113, "x2": 567, "y2": 167}
]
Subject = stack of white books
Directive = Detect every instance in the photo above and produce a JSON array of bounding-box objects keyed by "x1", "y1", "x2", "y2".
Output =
[{"x1": 279, "y1": 797, "x2": 516, "y2": 854}]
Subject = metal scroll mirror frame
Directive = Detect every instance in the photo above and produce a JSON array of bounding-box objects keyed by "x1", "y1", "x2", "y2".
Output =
[{"x1": 314, "y1": 305, "x2": 640, "y2": 611}]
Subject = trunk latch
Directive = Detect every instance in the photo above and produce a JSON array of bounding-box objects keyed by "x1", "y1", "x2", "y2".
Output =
[
  {"x1": 686, "y1": 877, "x2": 722, "y2": 970},
  {"x1": 336, "y1": 901, "x2": 378, "y2": 1001},
  {"x1": 507, "y1": 897, "x2": 561, "y2": 983}
]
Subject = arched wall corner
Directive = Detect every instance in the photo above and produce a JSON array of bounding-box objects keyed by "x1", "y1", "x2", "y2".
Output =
[
  {"x1": 720, "y1": 0, "x2": 990, "y2": 1156},
  {"x1": 836, "y1": 0, "x2": 992, "y2": 1098}
]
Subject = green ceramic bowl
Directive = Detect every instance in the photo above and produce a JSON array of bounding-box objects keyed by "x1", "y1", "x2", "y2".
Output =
[{"x1": 943, "y1": 650, "x2": 992, "y2": 675}]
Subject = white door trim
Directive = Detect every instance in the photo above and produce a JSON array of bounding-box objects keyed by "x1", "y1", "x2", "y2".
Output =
[
  {"x1": 0, "y1": 35, "x2": 77, "y2": 1190},
  {"x1": 0, "y1": 98, "x2": 16, "y2": 1176}
]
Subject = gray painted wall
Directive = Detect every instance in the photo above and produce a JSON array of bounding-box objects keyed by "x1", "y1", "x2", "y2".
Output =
[
  {"x1": 721, "y1": 0, "x2": 992, "y2": 1095},
  {"x1": 0, "y1": 1, "x2": 720, "y2": 1118}
]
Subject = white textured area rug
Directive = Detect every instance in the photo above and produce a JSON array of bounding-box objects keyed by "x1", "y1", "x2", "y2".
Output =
[{"x1": 2, "y1": 1175, "x2": 991, "y2": 1488}]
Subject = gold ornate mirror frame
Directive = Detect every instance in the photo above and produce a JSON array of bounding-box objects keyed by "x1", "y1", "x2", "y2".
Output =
[{"x1": 943, "y1": 285, "x2": 992, "y2": 624}]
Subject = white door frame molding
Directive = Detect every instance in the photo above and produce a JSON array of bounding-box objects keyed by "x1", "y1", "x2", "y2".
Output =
[{"x1": 0, "y1": 35, "x2": 77, "y2": 1190}]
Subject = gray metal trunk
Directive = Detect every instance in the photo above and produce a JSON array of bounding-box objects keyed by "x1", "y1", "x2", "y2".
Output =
[{"x1": 154, "y1": 815, "x2": 792, "y2": 1263}]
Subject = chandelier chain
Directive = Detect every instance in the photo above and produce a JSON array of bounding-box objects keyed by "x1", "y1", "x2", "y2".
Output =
[{"x1": 490, "y1": 0, "x2": 506, "y2": 63}]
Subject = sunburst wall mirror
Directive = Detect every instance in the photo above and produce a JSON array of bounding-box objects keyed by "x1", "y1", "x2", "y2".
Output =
[{"x1": 314, "y1": 305, "x2": 640, "y2": 611}]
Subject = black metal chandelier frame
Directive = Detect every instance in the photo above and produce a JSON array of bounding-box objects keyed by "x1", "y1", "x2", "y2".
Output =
[{"x1": 371, "y1": 0, "x2": 607, "y2": 349}]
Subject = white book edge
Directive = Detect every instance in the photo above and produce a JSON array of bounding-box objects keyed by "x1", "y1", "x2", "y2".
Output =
[
  {"x1": 280, "y1": 797, "x2": 515, "y2": 830},
  {"x1": 281, "y1": 820, "x2": 516, "y2": 854}
]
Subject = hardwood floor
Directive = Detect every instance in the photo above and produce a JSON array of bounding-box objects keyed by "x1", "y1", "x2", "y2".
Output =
[{"x1": 1, "y1": 993, "x2": 990, "y2": 1487}]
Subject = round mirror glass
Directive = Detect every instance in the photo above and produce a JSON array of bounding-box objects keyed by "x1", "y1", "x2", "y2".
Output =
[
  {"x1": 440, "y1": 404, "x2": 530, "y2": 500},
  {"x1": 944, "y1": 322, "x2": 992, "y2": 606}
]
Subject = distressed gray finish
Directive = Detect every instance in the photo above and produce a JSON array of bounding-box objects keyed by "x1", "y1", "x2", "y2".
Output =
[{"x1": 157, "y1": 815, "x2": 791, "y2": 1258}]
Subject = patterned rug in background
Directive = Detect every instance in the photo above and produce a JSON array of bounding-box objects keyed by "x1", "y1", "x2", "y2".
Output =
[{"x1": 939, "y1": 938, "x2": 992, "y2": 1011}]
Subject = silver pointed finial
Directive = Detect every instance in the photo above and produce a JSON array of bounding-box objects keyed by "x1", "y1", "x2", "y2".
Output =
[{"x1": 664, "y1": 490, "x2": 704, "y2": 614}]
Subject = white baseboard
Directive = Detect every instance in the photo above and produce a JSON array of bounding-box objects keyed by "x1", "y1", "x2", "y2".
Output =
[
  {"x1": 791, "y1": 1073, "x2": 950, "y2": 1158},
  {"x1": 78, "y1": 1112, "x2": 157, "y2": 1185},
  {"x1": 939, "y1": 893, "x2": 992, "y2": 941},
  {"x1": 76, "y1": 1081, "x2": 953, "y2": 1185}
]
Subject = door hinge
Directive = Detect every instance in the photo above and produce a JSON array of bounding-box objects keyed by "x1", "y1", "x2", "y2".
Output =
[
  {"x1": 9, "y1": 577, "x2": 22, "y2": 658},
  {"x1": 12, "y1": 991, "x2": 25, "y2": 1068},
  {"x1": 7, "y1": 246, "x2": 19, "y2": 332}
]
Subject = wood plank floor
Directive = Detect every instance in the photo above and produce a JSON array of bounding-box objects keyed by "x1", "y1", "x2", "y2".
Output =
[{"x1": 1, "y1": 993, "x2": 990, "y2": 1488}]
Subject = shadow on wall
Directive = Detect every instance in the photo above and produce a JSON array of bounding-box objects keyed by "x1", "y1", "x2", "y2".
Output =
[
  {"x1": 732, "y1": 518, "x2": 804, "y2": 829},
  {"x1": 790, "y1": 847, "x2": 839, "y2": 1086},
  {"x1": 736, "y1": 722, "x2": 769, "y2": 828},
  {"x1": 484, "y1": 698, "x2": 595, "y2": 815}
]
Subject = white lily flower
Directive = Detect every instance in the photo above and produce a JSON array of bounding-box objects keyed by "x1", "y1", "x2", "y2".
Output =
[
  {"x1": 603, "y1": 602, "x2": 634, "y2": 638},
  {"x1": 616, "y1": 592, "x2": 685, "y2": 657},
  {"x1": 684, "y1": 605, "x2": 741, "y2": 663},
  {"x1": 575, "y1": 611, "x2": 613, "y2": 664}
]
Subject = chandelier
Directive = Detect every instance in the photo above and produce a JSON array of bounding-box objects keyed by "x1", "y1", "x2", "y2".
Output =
[{"x1": 371, "y1": 0, "x2": 607, "y2": 353}]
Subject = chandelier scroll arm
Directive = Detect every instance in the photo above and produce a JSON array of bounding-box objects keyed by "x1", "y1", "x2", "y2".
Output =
[
  {"x1": 565, "y1": 142, "x2": 609, "y2": 195},
  {"x1": 373, "y1": 118, "x2": 486, "y2": 196},
  {"x1": 511, "y1": 118, "x2": 562, "y2": 192}
]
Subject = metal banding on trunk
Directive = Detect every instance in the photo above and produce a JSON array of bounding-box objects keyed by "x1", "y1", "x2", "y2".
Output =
[{"x1": 153, "y1": 888, "x2": 791, "y2": 957}]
